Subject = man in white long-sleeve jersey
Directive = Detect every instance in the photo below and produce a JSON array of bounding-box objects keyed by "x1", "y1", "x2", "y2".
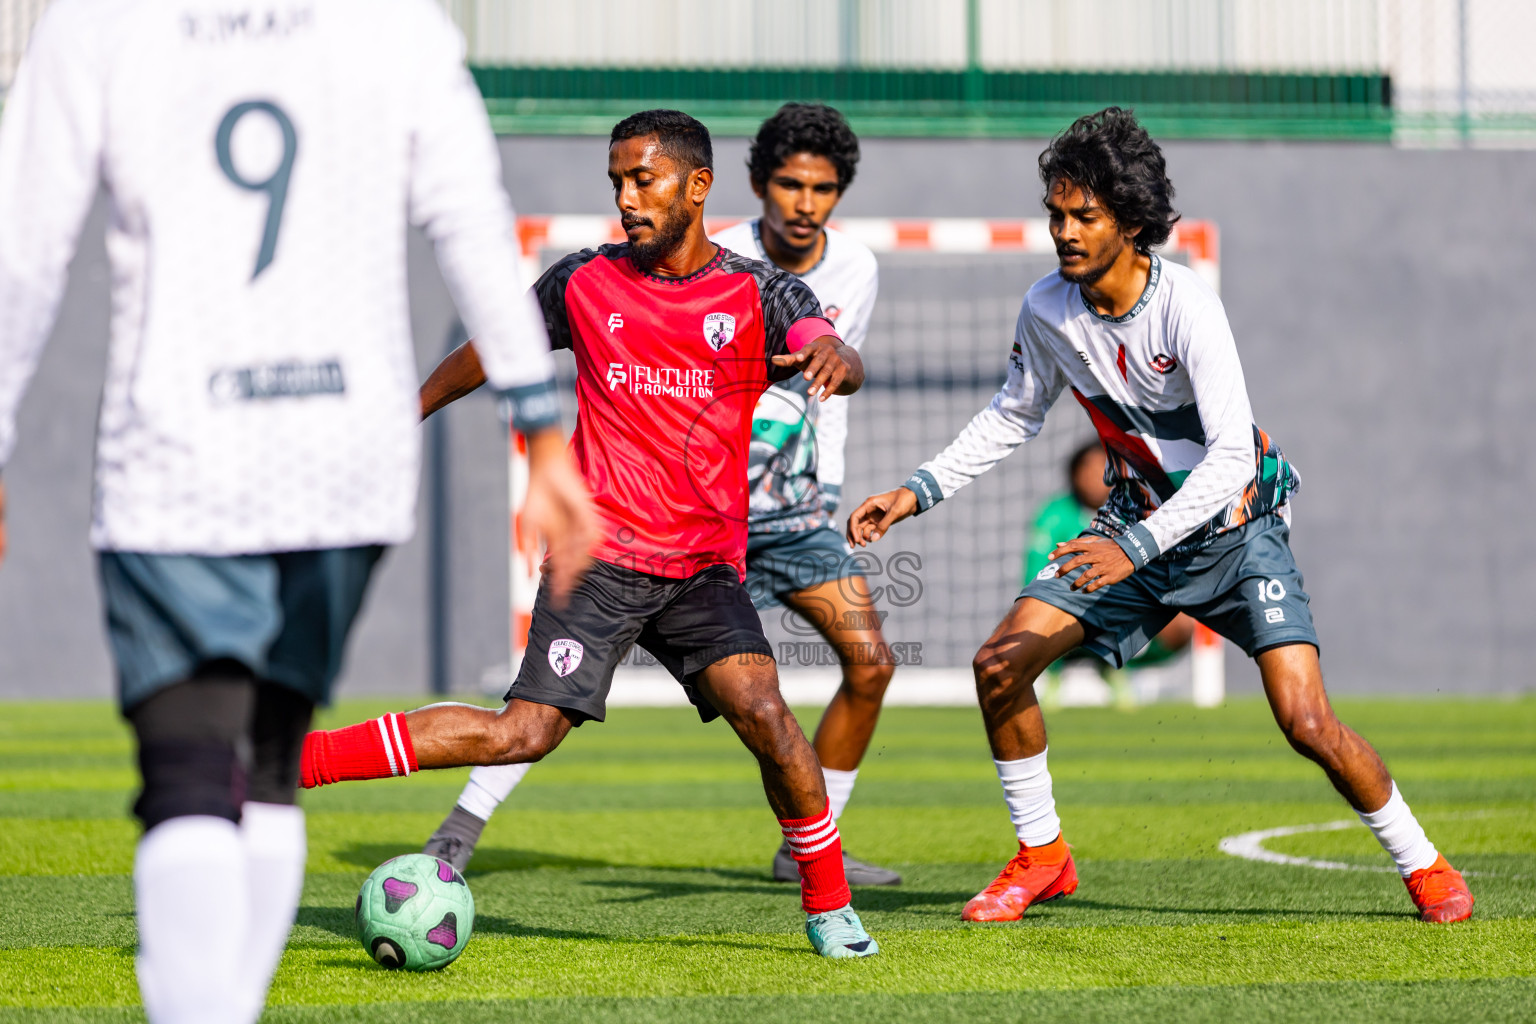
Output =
[
  {"x1": 0, "y1": 2, "x2": 593, "y2": 1021},
  {"x1": 847, "y1": 107, "x2": 1472, "y2": 926}
]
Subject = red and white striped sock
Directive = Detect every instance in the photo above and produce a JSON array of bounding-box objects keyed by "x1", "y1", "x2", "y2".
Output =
[
  {"x1": 299, "y1": 713, "x2": 417, "y2": 789},
  {"x1": 779, "y1": 801, "x2": 851, "y2": 913}
]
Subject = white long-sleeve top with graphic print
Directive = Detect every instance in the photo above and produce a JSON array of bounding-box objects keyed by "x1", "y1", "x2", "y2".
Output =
[
  {"x1": 904, "y1": 256, "x2": 1298, "y2": 565},
  {"x1": 0, "y1": 0, "x2": 559, "y2": 555},
  {"x1": 711, "y1": 219, "x2": 878, "y2": 533}
]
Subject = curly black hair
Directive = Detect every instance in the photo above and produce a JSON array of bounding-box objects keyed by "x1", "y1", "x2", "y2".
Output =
[
  {"x1": 747, "y1": 103, "x2": 860, "y2": 193},
  {"x1": 1038, "y1": 107, "x2": 1179, "y2": 253},
  {"x1": 610, "y1": 109, "x2": 713, "y2": 172}
]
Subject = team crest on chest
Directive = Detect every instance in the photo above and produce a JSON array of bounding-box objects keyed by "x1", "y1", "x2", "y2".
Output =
[
  {"x1": 703, "y1": 312, "x2": 736, "y2": 351},
  {"x1": 548, "y1": 639, "x2": 584, "y2": 678}
]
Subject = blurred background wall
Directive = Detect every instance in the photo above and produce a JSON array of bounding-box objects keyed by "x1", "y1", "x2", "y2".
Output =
[{"x1": 0, "y1": 1, "x2": 1531, "y2": 699}]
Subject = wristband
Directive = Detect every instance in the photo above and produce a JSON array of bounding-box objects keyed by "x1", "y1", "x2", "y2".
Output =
[
  {"x1": 497, "y1": 379, "x2": 562, "y2": 434},
  {"x1": 902, "y1": 469, "x2": 943, "y2": 515}
]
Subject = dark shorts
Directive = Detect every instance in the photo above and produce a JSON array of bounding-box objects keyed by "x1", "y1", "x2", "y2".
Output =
[
  {"x1": 1022, "y1": 512, "x2": 1318, "y2": 667},
  {"x1": 505, "y1": 560, "x2": 774, "y2": 724},
  {"x1": 744, "y1": 527, "x2": 862, "y2": 609},
  {"x1": 98, "y1": 547, "x2": 384, "y2": 712}
]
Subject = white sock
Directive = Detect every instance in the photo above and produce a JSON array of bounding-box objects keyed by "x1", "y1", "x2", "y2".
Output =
[
  {"x1": 995, "y1": 749, "x2": 1061, "y2": 847},
  {"x1": 456, "y1": 762, "x2": 533, "y2": 822},
  {"x1": 1357, "y1": 783, "x2": 1439, "y2": 877},
  {"x1": 134, "y1": 816, "x2": 248, "y2": 1024},
  {"x1": 823, "y1": 767, "x2": 858, "y2": 821},
  {"x1": 238, "y1": 803, "x2": 306, "y2": 1020}
]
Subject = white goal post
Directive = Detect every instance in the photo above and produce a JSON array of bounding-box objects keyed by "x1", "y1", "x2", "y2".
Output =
[{"x1": 507, "y1": 216, "x2": 1226, "y2": 708}]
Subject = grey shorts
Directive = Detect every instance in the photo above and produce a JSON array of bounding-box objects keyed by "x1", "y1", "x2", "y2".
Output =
[
  {"x1": 1022, "y1": 513, "x2": 1317, "y2": 667},
  {"x1": 98, "y1": 547, "x2": 384, "y2": 712},
  {"x1": 744, "y1": 527, "x2": 862, "y2": 609}
]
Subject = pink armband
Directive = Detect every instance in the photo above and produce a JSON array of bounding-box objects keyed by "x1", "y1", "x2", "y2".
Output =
[{"x1": 786, "y1": 317, "x2": 840, "y2": 353}]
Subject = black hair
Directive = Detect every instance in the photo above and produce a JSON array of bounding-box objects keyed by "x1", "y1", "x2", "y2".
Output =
[
  {"x1": 610, "y1": 109, "x2": 713, "y2": 173},
  {"x1": 747, "y1": 103, "x2": 860, "y2": 193},
  {"x1": 1038, "y1": 107, "x2": 1179, "y2": 253},
  {"x1": 1068, "y1": 440, "x2": 1104, "y2": 481}
]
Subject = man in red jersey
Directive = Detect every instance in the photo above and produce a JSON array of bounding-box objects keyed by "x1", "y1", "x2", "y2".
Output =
[{"x1": 300, "y1": 110, "x2": 879, "y2": 958}]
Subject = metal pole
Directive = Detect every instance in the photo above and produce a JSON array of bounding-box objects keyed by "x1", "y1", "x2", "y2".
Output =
[
  {"x1": 838, "y1": 0, "x2": 858, "y2": 68},
  {"x1": 965, "y1": 0, "x2": 983, "y2": 106},
  {"x1": 1457, "y1": 0, "x2": 1471, "y2": 146},
  {"x1": 427, "y1": 320, "x2": 469, "y2": 695}
]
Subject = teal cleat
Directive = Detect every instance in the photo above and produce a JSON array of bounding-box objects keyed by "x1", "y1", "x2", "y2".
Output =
[{"x1": 805, "y1": 905, "x2": 880, "y2": 959}]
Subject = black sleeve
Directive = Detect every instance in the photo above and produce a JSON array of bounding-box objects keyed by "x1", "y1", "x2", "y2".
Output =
[
  {"x1": 722, "y1": 252, "x2": 831, "y2": 382},
  {"x1": 530, "y1": 249, "x2": 599, "y2": 351}
]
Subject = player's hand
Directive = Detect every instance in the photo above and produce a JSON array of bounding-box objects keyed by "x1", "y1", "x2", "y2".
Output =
[
  {"x1": 522, "y1": 429, "x2": 597, "y2": 607},
  {"x1": 0, "y1": 478, "x2": 7, "y2": 569},
  {"x1": 771, "y1": 336, "x2": 864, "y2": 401},
  {"x1": 846, "y1": 486, "x2": 917, "y2": 547},
  {"x1": 1050, "y1": 535, "x2": 1135, "y2": 593}
]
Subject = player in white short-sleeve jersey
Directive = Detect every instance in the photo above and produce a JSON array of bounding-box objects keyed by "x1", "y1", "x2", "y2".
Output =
[
  {"x1": 420, "y1": 104, "x2": 907, "y2": 887},
  {"x1": 0, "y1": 2, "x2": 593, "y2": 1020}
]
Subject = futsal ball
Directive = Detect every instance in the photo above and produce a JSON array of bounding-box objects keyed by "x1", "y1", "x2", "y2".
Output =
[{"x1": 355, "y1": 853, "x2": 475, "y2": 970}]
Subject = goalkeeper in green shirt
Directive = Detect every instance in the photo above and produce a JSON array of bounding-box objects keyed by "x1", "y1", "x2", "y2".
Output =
[{"x1": 1026, "y1": 443, "x2": 1194, "y2": 705}]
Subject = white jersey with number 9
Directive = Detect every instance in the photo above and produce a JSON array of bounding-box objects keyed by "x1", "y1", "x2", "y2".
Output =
[{"x1": 0, "y1": 0, "x2": 554, "y2": 554}]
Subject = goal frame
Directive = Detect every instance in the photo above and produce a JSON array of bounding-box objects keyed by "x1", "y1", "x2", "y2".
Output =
[{"x1": 506, "y1": 216, "x2": 1225, "y2": 707}]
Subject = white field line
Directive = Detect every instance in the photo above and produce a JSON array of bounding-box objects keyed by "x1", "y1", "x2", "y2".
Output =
[
  {"x1": 1219, "y1": 813, "x2": 1518, "y2": 877},
  {"x1": 1218, "y1": 820, "x2": 1394, "y2": 873}
]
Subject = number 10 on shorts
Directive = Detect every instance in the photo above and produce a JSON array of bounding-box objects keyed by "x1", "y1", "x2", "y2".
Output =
[{"x1": 1257, "y1": 578, "x2": 1286, "y2": 623}]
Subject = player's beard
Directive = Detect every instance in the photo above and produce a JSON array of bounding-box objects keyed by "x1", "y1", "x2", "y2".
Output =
[
  {"x1": 1057, "y1": 233, "x2": 1125, "y2": 288},
  {"x1": 626, "y1": 193, "x2": 692, "y2": 272}
]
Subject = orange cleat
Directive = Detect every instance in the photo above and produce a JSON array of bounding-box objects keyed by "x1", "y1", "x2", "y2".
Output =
[
  {"x1": 961, "y1": 834, "x2": 1078, "y2": 922},
  {"x1": 1405, "y1": 854, "x2": 1473, "y2": 923}
]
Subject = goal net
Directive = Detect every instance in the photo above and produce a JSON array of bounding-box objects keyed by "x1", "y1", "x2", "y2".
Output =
[{"x1": 511, "y1": 216, "x2": 1224, "y2": 707}]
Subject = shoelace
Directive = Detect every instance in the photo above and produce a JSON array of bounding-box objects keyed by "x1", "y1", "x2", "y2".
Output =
[
  {"x1": 811, "y1": 908, "x2": 867, "y2": 946},
  {"x1": 978, "y1": 851, "x2": 1035, "y2": 897},
  {"x1": 1407, "y1": 866, "x2": 1456, "y2": 902}
]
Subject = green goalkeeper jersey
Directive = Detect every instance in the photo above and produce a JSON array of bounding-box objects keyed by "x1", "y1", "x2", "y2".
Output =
[{"x1": 1024, "y1": 492, "x2": 1096, "y2": 583}]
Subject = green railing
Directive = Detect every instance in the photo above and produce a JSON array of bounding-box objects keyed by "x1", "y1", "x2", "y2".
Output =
[{"x1": 471, "y1": 66, "x2": 1395, "y2": 140}]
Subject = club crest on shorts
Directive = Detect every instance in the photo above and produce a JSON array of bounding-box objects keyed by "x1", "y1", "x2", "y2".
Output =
[
  {"x1": 548, "y1": 639, "x2": 584, "y2": 677},
  {"x1": 703, "y1": 312, "x2": 736, "y2": 351}
]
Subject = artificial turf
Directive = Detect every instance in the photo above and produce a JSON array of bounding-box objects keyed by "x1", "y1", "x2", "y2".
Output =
[{"x1": 0, "y1": 696, "x2": 1532, "y2": 1022}]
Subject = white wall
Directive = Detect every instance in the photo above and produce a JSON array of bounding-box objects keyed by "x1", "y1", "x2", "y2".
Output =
[{"x1": 3, "y1": 0, "x2": 1533, "y2": 120}]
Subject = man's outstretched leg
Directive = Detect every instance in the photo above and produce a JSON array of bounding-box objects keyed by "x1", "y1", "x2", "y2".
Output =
[
  {"x1": 962, "y1": 598, "x2": 1086, "y2": 922},
  {"x1": 694, "y1": 653, "x2": 878, "y2": 959},
  {"x1": 301, "y1": 698, "x2": 577, "y2": 788},
  {"x1": 1257, "y1": 644, "x2": 1472, "y2": 923}
]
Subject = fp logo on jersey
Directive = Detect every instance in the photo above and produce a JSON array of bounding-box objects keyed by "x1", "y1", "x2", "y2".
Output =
[
  {"x1": 606, "y1": 362, "x2": 628, "y2": 391},
  {"x1": 548, "y1": 639, "x2": 584, "y2": 678},
  {"x1": 703, "y1": 312, "x2": 736, "y2": 351},
  {"x1": 607, "y1": 313, "x2": 624, "y2": 333}
]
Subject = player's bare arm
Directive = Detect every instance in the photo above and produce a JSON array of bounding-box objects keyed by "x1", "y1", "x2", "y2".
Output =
[
  {"x1": 771, "y1": 335, "x2": 863, "y2": 400},
  {"x1": 420, "y1": 340, "x2": 488, "y2": 420},
  {"x1": 845, "y1": 485, "x2": 918, "y2": 546},
  {"x1": 1048, "y1": 534, "x2": 1135, "y2": 592}
]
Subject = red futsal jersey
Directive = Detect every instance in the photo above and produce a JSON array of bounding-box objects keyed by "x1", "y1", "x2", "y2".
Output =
[{"x1": 534, "y1": 244, "x2": 838, "y2": 579}]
